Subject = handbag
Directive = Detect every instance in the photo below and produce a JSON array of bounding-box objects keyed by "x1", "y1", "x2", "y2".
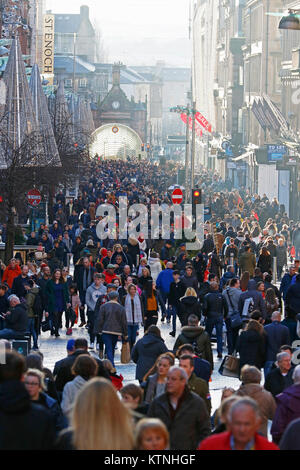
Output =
[
  {"x1": 218, "y1": 352, "x2": 240, "y2": 378},
  {"x1": 66, "y1": 307, "x2": 77, "y2": 324},
  {"x1": 226, "y1": 288, "x2": 242, "y2": 329},
  {"x1": 121, "y1": 341, "x2": 131, "y2": 364},
  {"x1": 41, "y1": 319, "x2": 51, "y2": 332}
]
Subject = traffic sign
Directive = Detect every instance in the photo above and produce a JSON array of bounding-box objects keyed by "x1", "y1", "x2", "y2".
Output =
[
  {"x1": 172, "y1": 188, "x2": 183, "y2": 205},
  {"x1": 27, "y1": 189, "x2": 42, "y2": 207}
]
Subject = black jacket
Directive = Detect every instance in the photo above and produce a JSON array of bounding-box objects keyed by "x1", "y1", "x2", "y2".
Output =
[
  {"x1": 11, "y1": 275, "x2": 30, "y2": 300},
  {"x1": 286, "y1": 280, "x2": 300, "y2": 314},
  {"x1": 5, "y1": 303, "x2": 28, "y2": 333},
  {"x1": 131, "y1": 333, "x2": 168, "y2": 381},
  {"x1": 168, "y1": 281, "x2": 186, "y2": 307},
  {"x1": 264, "y1": 367, "x2": 294, "y2": 398},
  {"x1": 264, "y1": 321, "x2": 290, "y2": 362},
  {"x1": 0, "y1": 380, "x2": 56, "y2": 450},
  {"x1": 203, "y1": 292, "x2": 228, "y2": 319},
  {"x1": 73, "y1": 265, "x2": 95, "y2": 294},
  {"x1": 180, "y1": 296, "x2": 202, "y2": 322},
  {"x1": 236, "y1": 329, "x2": 266, "y2": 370},
  {"x1": 54, "y1": 349, "x2": 110, "y2": 392}
]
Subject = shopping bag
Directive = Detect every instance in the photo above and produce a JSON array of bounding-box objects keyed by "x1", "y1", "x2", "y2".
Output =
[
  {"x1": 121, "y1": 341, "x2": 131, "y2": 364},
  {"x1": 218, "y1": 354, "x2": 240, "y2": 378},
  {"x1": 41, "y1": 319, "x2": 51, "y2": 332}
]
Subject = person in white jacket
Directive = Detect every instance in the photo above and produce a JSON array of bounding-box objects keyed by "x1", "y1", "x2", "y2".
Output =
[
  {"x1": 61, "y1": 355, "x2": 98, "y2": 421},
  {"x1": 148, "y1": 252, "x2": 162, "y2": 283}
]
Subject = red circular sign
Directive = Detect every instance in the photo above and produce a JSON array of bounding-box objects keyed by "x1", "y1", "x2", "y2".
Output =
[
  {"x1": 172, "y1": 188, "x2": 183, "y2": 205},
  {"x1": 27, "y1": 189, "x2": 42, "y2": 207}
]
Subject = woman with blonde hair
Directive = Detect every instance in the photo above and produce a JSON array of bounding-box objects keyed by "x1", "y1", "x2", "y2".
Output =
[
  {"x1": 179, "y1": 287, "x2": 201, "y2": 325},
  {"x1": 135, "y1": 418, "x2": 169, "y2": 450},
  {"x1": 56, "y1": 378, "x2": 134, "y2": 450}
]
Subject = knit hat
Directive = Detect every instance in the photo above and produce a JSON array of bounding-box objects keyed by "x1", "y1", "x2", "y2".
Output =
[{"x1": 150, "y1": 251, "x2": 158, "y2": 258}]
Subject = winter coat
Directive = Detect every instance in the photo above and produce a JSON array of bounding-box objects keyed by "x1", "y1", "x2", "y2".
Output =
[
  {"x1": 0, "y1": 380, "x2": 55, "y2": 450},
  {"x1": 61, "y1": 375, "x2": 87, "y2": 420},
  {"x1": 11, "y1": 274, "x2": 30, "y2": 299},
  {"x1": 168, "y1": 281, "x2": 186, "y2": 308},
  {"x1": 219, "y1": 271, "x2": 235, "y2": 290},
  {"x1": 280, "y1": 273, "x2": 294, "y2": 301},
  {"x1": 36, "y1": 392, "x2": 67, "y2": 434},
  {"x1": 26, "y1": 287, "x2": 40, "y2": 318},
  {"x1": 180, "y1": 296, "x2": 202, "y2": 322},
  {"x1": 173, "y1": 326, "x2": 213, "y2": 369},
  {"x1": 236, "y1": 383, "x2": 276, "y2": 437},
  {"x1": 279, "y1": 417, "x2": 300, "y2": 450},
  {"x1": 238, "y1": 280, "x2": 267, "y2": 318},
  {"x1": 198, "y1": 431, "x2": 278, "y2": 450},
  {"x1": 148, "y1": 256, "x2": 162, "y2": 282},
  {"x1": 94, "y1": 301, "x2": 127, "y2": 337},
  {"x1": 181, "y1": 274, "x2": 198, "y2": 293},
  {"x1": 236, "y1": 329, "x2": 266, "y2": 370},
  {"x1": 257, "y1": 254, "x2": 272, "y2": 274},
  {"x1": 187, "y1": 373, "x2": 211, "y2": 414},
  {"x1": 264, "y1": 367, "x2": 294, "y2": 398},
  {"x1": 148, "y1": 387, "x2": 210, "y2": 450},
  {"x1": 264, "y1": 322, "x2": 290, "y2": 362},
  {"x1": 1, "y1": 264, "x2": 22, "y2": 289},
  {"x1": 5, "y1": 303, "x2": 28, "y2": 333},
  {"x1": 144, "y1": 373, "x2": 166, "y2": 404},
  {"x1": 45, "y1": 280, "x2": 69, "y2": 314},
  {"x1": 239, "y1": 251, "x2": 256, "y2": 276},
  {"x1": 281, "y1": 318, "x2": 299, "y2": 343},
  {"x1": 156, "y1": 268, "x2": 174, "y2": 294},
  {"x1": 271, "y1": 384, "x2": 300, "y2": 444},
  {"x1": 73, "y1": 265, "x2": 95, "y2": 295},
  {"x1": 203, "y1": 291, "x2": 228, "y2": 320},
  {"x1": 276, "y1": 245, "x2": 287, "y2": 267},
  {"x1": 286, "y1": 280, "x2": 300, "y2": 315},
  {"x1": 131, "y1": 332, "x2": 168, "y2": 381},
  {"x1": 292, "y1": 228, "x2": 300, "y2": 248},
  {"x1": 222, "y1": 287, "x2": 242, "y2": 315},
  {"x1": 127, "y1": 238, "x2": 140, "y2": 266}
]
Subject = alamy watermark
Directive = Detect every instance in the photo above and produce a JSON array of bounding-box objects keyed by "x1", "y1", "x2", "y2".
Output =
[{"x1": 95, "y1": 196, "x2": 204, "y2": 251}]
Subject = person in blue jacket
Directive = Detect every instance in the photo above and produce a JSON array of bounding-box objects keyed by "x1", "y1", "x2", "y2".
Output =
[{"x1": 156, "y1": 261, "x2": 174, "y2": 322}]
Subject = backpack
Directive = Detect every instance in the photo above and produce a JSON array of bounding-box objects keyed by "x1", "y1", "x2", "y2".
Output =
[
  {"x1": 181, "y1": 333, "x2": 205, "y2": 357},
  {"x1": 241, "y1": 297, "x2": 254, "y2": 318},
  {"x1": 33, "y1": 292, "x2": 44, "y2": 317}
]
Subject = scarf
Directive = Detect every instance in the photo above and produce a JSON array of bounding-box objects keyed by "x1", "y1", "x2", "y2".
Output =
[
  {"x1": 125, "y1": 293, "x2": 143, "y2": 324},
  {"x1": 83, "y1": 267, "x2": 92, "y2": 291}
]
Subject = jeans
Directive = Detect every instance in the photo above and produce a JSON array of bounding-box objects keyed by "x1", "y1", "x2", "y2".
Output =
[
  {"x1": 27, "y1": 318, "x2": 38, "y2": 349},
  {"x1": 101, "y1": 333, "x2": 118, "y2": 366},
  {"x1": 127, "y1": 323, "x2": 139, "y2": 349},
  {"x1": 205, "y1": 317, "x2": 223, "y2": 355},
  {"x1": 169, "y1": 305, "x2": 178, "y2": 333},
  {"x1": 0, "y1": 328, "x2": 25, "y2": 340},
  {"x1": 225, "y1": 318, "x2": 240, "y2": 355},
  {"x1": 264, "y1": 360, "x2": 274, "y2": 379}
]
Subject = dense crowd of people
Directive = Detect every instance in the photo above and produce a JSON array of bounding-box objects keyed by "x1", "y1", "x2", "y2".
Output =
[{"x1": 0, "y1": 159, "x2": 300, "y2": 451}]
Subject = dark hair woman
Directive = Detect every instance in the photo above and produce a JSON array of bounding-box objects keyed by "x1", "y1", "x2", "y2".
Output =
[
  {"x1": 236, "y1": 320, "x2": 266, "y2": 374},
  {"x1": 265, "y1": 288, "x2": 279, "y2": 324},
  {"x1": 257, "y1": 247, "x2": 272, "y2": 274},
  {"x1": 240, "y1": 271, "x2": 250, "y2": 292},
  {"x1": 45, "y1": 269, "x2": 70, "y2": 337}
]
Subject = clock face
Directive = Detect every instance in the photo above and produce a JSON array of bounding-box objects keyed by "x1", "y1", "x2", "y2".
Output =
[{"x1": 112, "y1": 101, "x2": 120, "y2": 110}]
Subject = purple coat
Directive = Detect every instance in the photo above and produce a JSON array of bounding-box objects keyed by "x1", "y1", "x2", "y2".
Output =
[{"x1": 271, "y1": 383, "x2": 300, "y2": 444}]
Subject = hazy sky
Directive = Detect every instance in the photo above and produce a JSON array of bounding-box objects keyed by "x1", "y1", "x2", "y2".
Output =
[{"x1": 46, "y1": 0, "x2": 191, "y2": 66}]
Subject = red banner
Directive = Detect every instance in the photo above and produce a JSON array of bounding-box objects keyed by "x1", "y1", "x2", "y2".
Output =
[
  {"x1": 180, "y1": 113, "x2": 203, "y2": 137},
  {"x1": 195, "y1": 111, "x2": 212, "y2": 133}
]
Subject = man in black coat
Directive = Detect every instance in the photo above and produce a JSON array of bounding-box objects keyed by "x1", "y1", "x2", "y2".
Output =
[
  {"x1": 11, "y1": 264, "x2": 30, "y2": 300},
  {"x1": 0, "y1": 350, "x2": 55, "y2": 450},
  {"x1": 73, "y1": 256, "x2": 95, "y2": 326},
  {"x1": 264, "y1": 351, "x2": 294, "y2": 398},
  {"x1": 203, "y1": 282, "x2": 228, "y2": 358},
  {"x1": 263, "y1": 311, "x2": 290, "y2": 378},
  {"x1": 54, "y1": 338, "x2": 110, "y2": 393},
  {"x1": 0, "y1": 295, "x2": 28, "y2": 339},
  {"x1": 148, "y1": 366, "x2": 210, "y2": 450}
]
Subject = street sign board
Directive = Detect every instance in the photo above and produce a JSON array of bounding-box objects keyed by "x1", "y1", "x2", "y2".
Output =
[
  {"x1": 172, "y1": 188, "x2": 183, "y2": 205},
  {"x1": 267, "y1": 144, "x2": 286, "y2": 163},
  {"x1": 27, "y1": 189, "x2": 42, "y2": 207}
]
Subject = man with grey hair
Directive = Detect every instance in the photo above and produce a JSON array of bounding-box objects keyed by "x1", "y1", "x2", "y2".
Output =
[
  {"x1": 93, "y1": 290, "x2": 128, "y2": 366},
  {"x1": 148, "y1": 365, "x2": 211, "y2": 450},
  {"x1": 271, "y1": 365, "x2": 300, "y2": 444},
  {"x1": 236, "y1": 365, "x2": 276, "y2": 437},
  {"x1": 264, "y1": 311, "x2": 290, "y2": 379},
  {"x1": 199, "y1": 397, "x2": 278, "y2": 450},
  {"x1": 264, "y1": 351, "x2": 294, "y2": 398},
  {"x1": 0, "y1": 295, "x2": 28, "y2": 340}
]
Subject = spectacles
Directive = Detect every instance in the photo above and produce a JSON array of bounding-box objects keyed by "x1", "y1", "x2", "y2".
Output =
[{"x1": 25, "y1": 381, "x2": 39, "y2": 386}]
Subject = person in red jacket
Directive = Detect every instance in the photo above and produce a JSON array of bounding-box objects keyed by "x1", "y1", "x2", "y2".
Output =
[
  {"x1": 103, "y1": 264, "x2": 118, "y2": 285},
  {"x1": 2, "y1": 258, "x2": 22, "y2": 289},
  {"x1": 198, "y1": 397, "x2": 279, "y2": 450}
]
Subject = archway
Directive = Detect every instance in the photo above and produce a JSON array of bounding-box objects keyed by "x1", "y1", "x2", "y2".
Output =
[{"x1": 90, "y1": 123, "x2": 143, "y2": 160}]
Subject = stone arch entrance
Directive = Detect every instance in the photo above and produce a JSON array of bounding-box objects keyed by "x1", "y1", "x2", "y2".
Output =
[{"x1": 90, "y1": 123, "x2": 143, "y2": 160}]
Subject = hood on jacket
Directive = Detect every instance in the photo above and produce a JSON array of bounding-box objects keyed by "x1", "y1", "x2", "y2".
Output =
[
  {"x1": 0, "y1": 380, "x2": 31, "y2": 415},
  {"x1": 180, "y1": 296, "x2": 198, "y2": 306},
  {"x1": 148, "y1": 257, "x2": 161, "y2": 266},
  {"x1": 222, "y1": 272, "x2": 234, "y2": 280},
  {"x1": 71, "y1": 375, "x2": 87, "y2": 388},
  {"x1": 142, "y1": 333, "x2": 164, "y2": 347},
  {"x1": 29, "y1": 287, "x2": 40, "y2": 295},
  {"x1": 247, "y1": 279, "x2": 257, "y2": 291},
  {"x1": 238, "y1": 383, "x2": 265, "y2": 399},
  {"x1": 180, "y1": 325, "x2": 205, "y2": 339}
]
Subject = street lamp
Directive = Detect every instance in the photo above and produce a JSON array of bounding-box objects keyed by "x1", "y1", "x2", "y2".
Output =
[{"x1": 279, "y1": 10, "x2": 300, "y2": 30}]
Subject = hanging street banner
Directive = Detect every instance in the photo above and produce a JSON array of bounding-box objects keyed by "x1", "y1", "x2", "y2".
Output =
[
  {"x1": 180, "y1": 113, "x2": 203, "y2": 137},
  {"x1": 42, "y1": 14, "x2": 55, "y2": 85},
  {"x1": 195, "y1": 111, "x2": 212, "y2": 133}
]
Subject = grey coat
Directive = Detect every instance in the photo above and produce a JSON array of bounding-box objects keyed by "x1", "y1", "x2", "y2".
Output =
[
  {"x1": 222, "y1": 287, "x2": 242, "y2": 315},
  {"x1": 148, "y1": 387, "x2": 211, "y2": 450}
]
